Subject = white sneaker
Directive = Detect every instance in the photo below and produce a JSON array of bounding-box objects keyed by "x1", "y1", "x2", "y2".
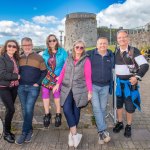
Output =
[
  {"x1": 68, "y1": 132, "x2": 74, "y2": 147},
  {"x1": 99, "y1": 131, "x2": 111, "y2": 144},
  {"x1": 72, "y1": 133, "x2": 82, "y2": 148}
]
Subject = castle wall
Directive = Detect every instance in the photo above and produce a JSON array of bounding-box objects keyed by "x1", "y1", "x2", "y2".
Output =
[
  {"x1": 64, "y1": 13, "x2": 97, "y2": 50},
  {"x1": 129, "y1": 31, "x2": 150, "y2": 49}
]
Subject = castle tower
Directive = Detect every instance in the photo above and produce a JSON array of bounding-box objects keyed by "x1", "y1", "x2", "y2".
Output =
[{"x1": 64, "y1": 12, "x2": 97, "y2": 50}]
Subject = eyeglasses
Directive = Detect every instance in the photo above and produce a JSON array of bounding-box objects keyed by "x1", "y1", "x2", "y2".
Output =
[
  {"x1": 75, "y1": 46, "x2": 84, "y2": 50},
  {"x1": 49, "y1": 39, "x2": 56, "y2": 43},
  {"x1": 7, "y1": 45, "x2": 17, "y2": 49},
  {"x1": 22, "y1": 44, "x2": 32, "y2": 47}
]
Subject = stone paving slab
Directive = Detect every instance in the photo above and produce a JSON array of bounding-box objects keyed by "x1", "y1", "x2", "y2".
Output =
[{"x1": 1, "y1": 128, "x2": 150, "y2": 150}]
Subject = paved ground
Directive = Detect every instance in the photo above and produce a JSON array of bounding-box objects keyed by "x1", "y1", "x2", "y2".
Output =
[{"x1": 0, "y1": 68, "x2": 150, "y2": 150}]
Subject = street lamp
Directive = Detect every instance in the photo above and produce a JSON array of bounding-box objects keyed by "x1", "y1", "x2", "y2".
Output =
[
  {"x1": 59, "y1": 30, "x2": 64, "y2": 47},
  {"x1": 109, "y1": 24, "x2": 112, "y2": 45}
]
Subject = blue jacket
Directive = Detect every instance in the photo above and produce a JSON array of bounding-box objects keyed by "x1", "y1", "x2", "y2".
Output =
[
  {"x1": 42, "y1": 47, "x2": 68, "y2": 76},
  {"x1": 116, "y1": 78, "x2": 141, "y2": 111}
]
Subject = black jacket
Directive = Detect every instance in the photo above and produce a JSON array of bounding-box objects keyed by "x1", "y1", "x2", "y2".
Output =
[{"x1": 0, "y1": 53, "x2": 19, "y2": 86}]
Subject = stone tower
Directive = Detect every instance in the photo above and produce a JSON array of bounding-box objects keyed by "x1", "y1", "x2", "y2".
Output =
[{"x1": 64, "y1": 12, "x2": 97, "y2": 50}]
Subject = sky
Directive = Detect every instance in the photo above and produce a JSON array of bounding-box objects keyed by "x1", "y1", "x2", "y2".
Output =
[{"x1": 0, "y1": 0, "x2": 150, "y2": 46}]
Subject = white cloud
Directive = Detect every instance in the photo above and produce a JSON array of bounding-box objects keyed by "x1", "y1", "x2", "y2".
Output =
[
  {"x1": 32, "y1": 15, "x2": 59, "y2": 24},
  {"x1": 97, "y1": 0, "x2": 150, "y2": 28},
  {"x1": 0, "y1": 21, "x2": 19, "y2": 36},
  {"x1": 0, "y1": 18, "x2": 64, "y2": 46}
]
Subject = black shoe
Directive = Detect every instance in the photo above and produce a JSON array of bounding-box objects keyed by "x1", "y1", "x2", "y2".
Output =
[
  {"x1": 55, "y1": 113, "x2": 62, "y2": 127},
  {"x1": 113, "y1": 122, "x2": 124, "y2": 133},
  {"x1": 9, "y1": 132, "x2": 15, "y2": 139},
  {"x1": 43, "y1": 113, "x2": 51, "y2": 128},
  {"x1": 4, "y1": 132, "x2": 15, "y2": 143},
  {"x1": 124, "y1": 124, "x2": 131, "y2": 138}
]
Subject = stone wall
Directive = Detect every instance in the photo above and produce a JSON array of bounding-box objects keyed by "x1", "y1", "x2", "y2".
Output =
[
  {"x1": 129, "y1": 31, "x2": 150, "y2": 49},
  {"x1": 64, "y1": 12, "x2": 97, "y2": 50}
]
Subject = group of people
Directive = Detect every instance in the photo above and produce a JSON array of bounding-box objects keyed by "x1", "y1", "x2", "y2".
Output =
[{"x1": 0, "y1": 30, "x2": 149, "y2": 148}]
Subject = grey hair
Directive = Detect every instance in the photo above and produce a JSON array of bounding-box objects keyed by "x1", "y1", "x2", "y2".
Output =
[
  {"x1": 21, "y1": 37, "x2": 32, "y2": 45},
  {"x1": 117, "y1": 30, "x2": 128, "y2": 36}
]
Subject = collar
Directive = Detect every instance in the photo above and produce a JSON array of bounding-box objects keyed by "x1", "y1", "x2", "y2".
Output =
[
  {"x1": 44, "y1": 47, "x2": 62, "y2": 56},
  {"x1": 119, "y1": 45, "x2": 129, "y2": 53},
  {"x1": 23, "y1": 51, "x2": 34, "y2": 57},
  {"x1": 94, "y1": 48, "x2": 109, "y2": 56}
]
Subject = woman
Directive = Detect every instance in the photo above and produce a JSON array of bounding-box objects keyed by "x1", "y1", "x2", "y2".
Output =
[
  {"x1": 53, "y1": 40, "x2": 92, "y2": 148},
  {"x1": 41, "y1": 34, "x2": 67, "y2": 128},
  {"x1": 0, "y1": 40, "x2": 20, "y2": 143}
]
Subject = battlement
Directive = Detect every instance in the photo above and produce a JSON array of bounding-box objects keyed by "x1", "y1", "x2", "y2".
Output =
[{"x1": 66, "y1": 12, "x2": 96, "y2": 20}]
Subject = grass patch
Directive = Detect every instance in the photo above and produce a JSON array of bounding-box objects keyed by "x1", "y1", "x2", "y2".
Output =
[
  {"x1": 86, "y1": 45, "x2": 116, "y2": 52},
  {"x1": 85, "y1": 47, "x2": 96, "y2": 51},
  {"x1": 108, "y1": 45, "x2": 115, "y2": 52}
]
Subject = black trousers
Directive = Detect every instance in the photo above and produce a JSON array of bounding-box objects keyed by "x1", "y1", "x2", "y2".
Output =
[{"x1": 0, "y1": 86, "x2": 18, "y2": 133}]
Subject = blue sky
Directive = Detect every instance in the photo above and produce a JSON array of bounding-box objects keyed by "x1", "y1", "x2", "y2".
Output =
[
  {"x1": 0, "y1": 0, "x2": 124, "y2": 21},
  {"x1": 0, "y1": 0, "x2": 149, "y2": 46}
]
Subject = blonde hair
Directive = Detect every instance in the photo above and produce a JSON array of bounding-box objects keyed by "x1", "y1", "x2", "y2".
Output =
[{"x1": 72, "y1": 40, "x2": 86, "y2": 60}]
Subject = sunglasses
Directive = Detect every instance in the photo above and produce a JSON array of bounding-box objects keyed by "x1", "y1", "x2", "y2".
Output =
[
  {"x1": 7, "y1": 45, "x2": 17, "y2": 49},
  {"x1": 75, "y1": 46, "x2": 84, "y2": 50},
  {"x1": 49, "y1": 39, "x2": 56, "y2": 43}
]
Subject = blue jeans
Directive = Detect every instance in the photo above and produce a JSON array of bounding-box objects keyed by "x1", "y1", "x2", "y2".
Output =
[
  {"x1": 63, "y1": 90, "x2": 81, "y2": 128},
  {"x1": 18, "y1": 85, "x2": 40, "y2": 134},
  {"x1": 92, "y1": 84, "x2": 109, "y2": 132}
]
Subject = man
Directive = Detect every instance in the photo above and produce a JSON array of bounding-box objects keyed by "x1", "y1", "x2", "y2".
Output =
[
  {"x1": 15, "y1": 37, "x2": 47, "y2": 145},
  {"x1": 113, "y1": 30, "x2": 149, "y2": 137},
  {"x1": 87, "y1": 37, "x2": 114, "y2": 144}
]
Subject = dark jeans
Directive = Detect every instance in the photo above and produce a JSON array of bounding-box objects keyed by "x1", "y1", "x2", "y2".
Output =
[
  {"x1": 63, "y1": 90, "x2": 81, "y2": 128},
  {"x1": 0, "y1": 86, "x2": 18, "y2": 133},
  {"x1": 18, "y1": 85, "x2": 40, "y2": 134}
]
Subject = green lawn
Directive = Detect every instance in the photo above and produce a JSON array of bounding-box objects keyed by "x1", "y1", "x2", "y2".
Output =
[{"x1": 86, "y1": 45, "x2": 115, "y2": 52}]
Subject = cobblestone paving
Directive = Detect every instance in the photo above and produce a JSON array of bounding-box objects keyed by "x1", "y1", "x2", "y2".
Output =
[{"x1": 0, "y1": 68, "x2": 150, "y2": 150}]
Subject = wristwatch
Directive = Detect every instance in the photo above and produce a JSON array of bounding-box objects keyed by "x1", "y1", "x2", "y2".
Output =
[{"x1": 135, "y1": 75, "x2": 142, "y2": 81}]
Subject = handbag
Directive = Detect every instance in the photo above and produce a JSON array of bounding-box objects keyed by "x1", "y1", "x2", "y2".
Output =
[{"x1": 42, "y1": 70, "x2": 57, "y2": 90}]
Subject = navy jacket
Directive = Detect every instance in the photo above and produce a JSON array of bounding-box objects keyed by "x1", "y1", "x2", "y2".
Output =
[{"x1": 87, "y1": 49, "x2": 114, "y2": 88}]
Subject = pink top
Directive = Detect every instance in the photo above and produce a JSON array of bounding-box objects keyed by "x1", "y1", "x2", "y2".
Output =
[{"x1": 57, "y1": 58, "x2": 92, "y2": 92}]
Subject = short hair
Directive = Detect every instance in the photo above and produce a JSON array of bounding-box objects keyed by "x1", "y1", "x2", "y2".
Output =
[
  {"x1": 21, "y1": 37, "x2": 32, "y2": 45},
  {"x1": 117, "y1": 30, "x2": 128, "y2": 36},
  {"x1": 97, "y1": 37, "x2": 108, "y2": 41}
]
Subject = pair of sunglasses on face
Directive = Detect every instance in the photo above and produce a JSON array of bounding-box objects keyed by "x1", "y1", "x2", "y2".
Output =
[
  {"x1": 49, "y1": 39, "x2": 57, "y2": 43},
  {"x1": 75, "y1": 46, "x2": 84, "y2": 50},
  {"x1": 7, "y1": 45, "x2": 17, "y2": 49}
]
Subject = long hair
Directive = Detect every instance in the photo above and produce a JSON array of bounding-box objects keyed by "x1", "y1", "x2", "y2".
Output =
[
  {"x1": 46, "y1": 34, "x2": 60, "y2": 55},
  {"x1": 1, "y1": 40, "x2": 20, "y2": 61},
  {"x1": 72, "y1": 40, "x2": 86, "y2": 60}
]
